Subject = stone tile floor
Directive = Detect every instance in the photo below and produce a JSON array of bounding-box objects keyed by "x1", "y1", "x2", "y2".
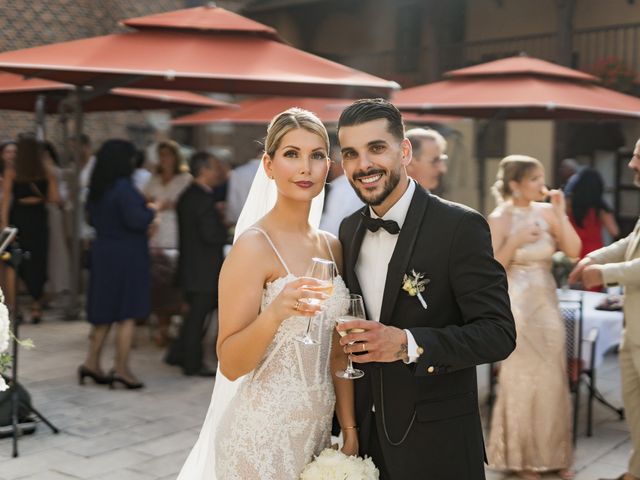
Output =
[{"x1": 0, "y1": 310, "x2": 631, "y2": 479}]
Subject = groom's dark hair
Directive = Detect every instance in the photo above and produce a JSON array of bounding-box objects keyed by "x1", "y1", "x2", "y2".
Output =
[{"x1": 337, "y1": 98, "x2": 405, "y2": 141}]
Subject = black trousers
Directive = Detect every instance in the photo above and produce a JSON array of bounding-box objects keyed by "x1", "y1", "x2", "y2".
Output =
[
  {"x1": 368, "y1": 413, "x2": 390, "y2": 480},
  {"x1": 168, "y1": 290, "x2": 217, "y2": 374}
]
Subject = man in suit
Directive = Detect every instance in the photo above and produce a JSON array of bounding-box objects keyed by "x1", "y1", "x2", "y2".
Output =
[
  {"x1": 168, "y1": 151, "x2": 227, "y2": 377},
  {"x1": 336, "y1": 99, "x2": 516, "y2": 480},
  {"x1": 570, "y1": 139, "x2": 640, "y2": 480}
]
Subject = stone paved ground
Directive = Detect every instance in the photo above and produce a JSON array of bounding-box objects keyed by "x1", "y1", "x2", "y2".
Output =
[{"x1": 0, "y1": 309, "x2": 631, "y2": 479}]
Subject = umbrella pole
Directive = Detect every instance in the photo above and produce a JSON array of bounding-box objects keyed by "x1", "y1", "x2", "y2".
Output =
[
  {"x1": 35, "y1": 94, "x2": 46, "y2": 141},
  {"x1": 66, "y1": 91, "x2": 83, "y2": 320}
]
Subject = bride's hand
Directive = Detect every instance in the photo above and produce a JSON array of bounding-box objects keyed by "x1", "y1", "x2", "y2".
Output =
[
  {"x1": 341, "y1": 430, "x2": 359, "y2": 456},
  {"x1": 267, "y1": 277, "x2": 327, "y2": 322}
]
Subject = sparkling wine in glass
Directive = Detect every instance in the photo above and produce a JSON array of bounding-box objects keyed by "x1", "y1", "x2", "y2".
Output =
[
  {"x1": 295, "y1": 257, "x2": 336, "y2": 345},
  {"x1": 335, "y1": 294, "x2": 366, "y2": 379}
]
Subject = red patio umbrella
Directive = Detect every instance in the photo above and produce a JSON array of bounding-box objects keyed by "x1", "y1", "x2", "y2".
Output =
[
  {"x1": 0, "y1": 5, "x2": 397, "y2": 98},
  {"x1": 171, "y1": 96, "x2": 454, "y2": 126},
  {"x1": 0, "y1": 73, "x2": 235, "y2": 113},
  {"x1": 394, "y1": 56, "x2": 640, "y2": 120},
  {"x1": 393, "y1": 56, "x2": 640, "y2": 213}
]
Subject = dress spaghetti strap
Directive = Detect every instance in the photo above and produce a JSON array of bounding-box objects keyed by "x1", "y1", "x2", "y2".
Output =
[
  {"x1": 321, "y1": 232, "x2": 336, "y2": 264},
  {"x1": 248, "y1": 227, "x2": 292, "y2": 275}
]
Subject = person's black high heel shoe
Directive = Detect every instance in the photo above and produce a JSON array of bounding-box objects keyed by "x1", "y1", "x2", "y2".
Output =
[
  {"x1": 107, "y1": 370, "x2": 144, "y2": 390},
  {"x1": 77, "y1": 365, "x2": 109, "y2": 385}
]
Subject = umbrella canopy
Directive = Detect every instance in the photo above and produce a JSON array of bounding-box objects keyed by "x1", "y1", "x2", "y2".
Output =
[
  {"x1": 0, "y1": 73, "x2": 235, "y2": 113},
  {"x1": 394, "y1": 56, "x2": 640, "y2": 120},
  {"x1": 0, "y1": 6, "x2": 397, "y2": 98},
  {"x1": 171, "y1": 96, "x2": 453, "y2": 126}
]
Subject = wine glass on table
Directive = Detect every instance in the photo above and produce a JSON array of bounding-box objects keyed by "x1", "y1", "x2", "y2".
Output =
[
  {"x1": 295, "y1": 257, "x2": 335, "y2": 345},
  {"x1": 335, "y1": 294, "x2": 366, "y2": 380}
]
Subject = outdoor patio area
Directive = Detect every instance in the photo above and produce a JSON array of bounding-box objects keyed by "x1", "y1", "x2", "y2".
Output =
[{"x1": 0, "y1": 309, "x2": 632, "y2": 480}]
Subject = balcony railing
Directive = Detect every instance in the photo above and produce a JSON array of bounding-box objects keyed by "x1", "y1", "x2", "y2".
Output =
[{"x1": 321, "y1": 22, "x2": 640, "y2": 86}]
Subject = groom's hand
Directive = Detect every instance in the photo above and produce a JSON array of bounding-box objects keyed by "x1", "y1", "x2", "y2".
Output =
[{"x1": 337, "y1": 320, "x2": 409, "y2": 363}]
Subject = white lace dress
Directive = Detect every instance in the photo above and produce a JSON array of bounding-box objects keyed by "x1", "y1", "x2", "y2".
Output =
[{"x1": 214, "y1": 229, "x2": 349, "y2": 480}]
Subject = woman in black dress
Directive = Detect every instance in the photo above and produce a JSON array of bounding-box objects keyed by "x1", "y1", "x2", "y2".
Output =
[
  {"x1": 1, "y1": 135, "x2": 60, "y2": 323},
  {"x1": 80, "y1": 139, "x2": 155, "y2": 389}
]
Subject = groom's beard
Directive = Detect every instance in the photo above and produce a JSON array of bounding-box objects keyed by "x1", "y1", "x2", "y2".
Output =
[{"x1": 351, "y1": 166, "x2": 402, "y2": 207}]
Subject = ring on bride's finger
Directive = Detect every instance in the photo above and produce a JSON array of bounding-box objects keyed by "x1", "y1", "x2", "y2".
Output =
[
  {"x1": 294, "y1": 300, "x2": 301, "y2": 311},
  {"x1": 362, "y1": 343, "x2": 366, "y2": 352}
]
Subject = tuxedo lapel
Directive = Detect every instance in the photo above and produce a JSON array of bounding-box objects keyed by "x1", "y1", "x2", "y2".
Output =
[
  {"x1": 378, "y1": 186, "x2": 429, "y2": 326},
  {"x1": 346, "y1": 206, "x2": 368, "y2": 297}
]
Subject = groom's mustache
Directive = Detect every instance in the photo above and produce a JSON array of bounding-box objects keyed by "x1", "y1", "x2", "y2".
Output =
[{"x1": 352, "y1": 169, "x2": 386, "y2": 181}]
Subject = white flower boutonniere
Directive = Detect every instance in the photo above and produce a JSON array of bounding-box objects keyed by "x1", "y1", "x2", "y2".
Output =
[{"x1": 402, "y1": 270, "x2": 430, "y2": 310}]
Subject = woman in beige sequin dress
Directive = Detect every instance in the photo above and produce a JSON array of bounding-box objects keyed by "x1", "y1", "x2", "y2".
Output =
[{"x1": 487, "y1": 155, "x2": 582, "y2": 480}]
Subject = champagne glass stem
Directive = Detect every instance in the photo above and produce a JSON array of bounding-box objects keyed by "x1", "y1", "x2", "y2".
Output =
[{"x1": 346, "y1": 353, "x2": 355, "y2": 373}]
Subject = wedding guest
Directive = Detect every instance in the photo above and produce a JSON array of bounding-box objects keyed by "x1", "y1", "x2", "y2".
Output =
[
  {"x1": 166, "y1": 151, "x2": 226, "y2": 376},
  {"x1": 487, "y1": 155, "x2": 581, "y2": 480},
  {"x1": 0, "y1": 140, "x2": 17, "y2": 175},
  {"x1": 43, "y1": 142, "x2": 71, "y2": 300},
  {"x1": 570, "y1": 139, "x2": 640, "y2": 480},
  {"x1": 80, "y1": 139, "x2": 155, "y2": 389},
  {"x1": 319, "y1": 141, "x2": 363, "y2": 236},
  {"x1": 0, "y1": 140, "x2": 17, "y2": 310},
  {"x1": 559, "y1": 158, "x2": 580, "y2": 189},
  {"x1": 226, "y1": 153, "x2": 260, "y2": 225},
  {"x1": 1, "y1": 135, "x2": 61, "y2": 323},
  {"x1": 132, "y1": 150, "x2": 152, "y2": 193},
  {"x1": 143, "y1": 140, "x2": 191, "y2": 347},
  {"x1": 76, "y1": 134, "x2": 96, "y2": 264},
  {"x1": 405, "y1": 127, "x2": 448, "y2": 191},
  {"x1": 565, "y1": 167, "x2": 619, "y2": 259}
]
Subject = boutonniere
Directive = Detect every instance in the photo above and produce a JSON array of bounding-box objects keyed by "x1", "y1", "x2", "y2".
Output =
[{"x1": 402, "y1": 270, "x2": 430, "y2": 310}]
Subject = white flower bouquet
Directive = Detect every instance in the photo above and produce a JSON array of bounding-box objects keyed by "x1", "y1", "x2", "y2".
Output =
[
  {"x1": 0, "y1": 287, "x2": 11, "y2": 392},
  {"x1": 300, "y1": 448, "x2": 379, "y2": 480},
  {"x1": 0, "y1": 287, "x2": 33, "y2": 392}
]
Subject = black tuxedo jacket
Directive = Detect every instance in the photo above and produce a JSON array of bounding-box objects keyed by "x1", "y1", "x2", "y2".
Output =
[
  {"x1": 176, "y1": 183, "x2": 227, "y2": 293},
  {"x1": 339, "y1": 184, "x2": 516, "y2": 480}
]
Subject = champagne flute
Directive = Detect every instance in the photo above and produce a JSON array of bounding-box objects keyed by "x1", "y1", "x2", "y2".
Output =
[
  {"x1": 335, "y1": 294, "x2": 366, "y2": 380},
  {"x1": 295, "y1": 257, "x2": 335, "y2": 345}
]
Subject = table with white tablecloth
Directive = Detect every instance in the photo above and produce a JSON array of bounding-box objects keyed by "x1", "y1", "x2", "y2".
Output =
[{"x1": 558, "y1": 289, "x2": 624, "y2": 368}]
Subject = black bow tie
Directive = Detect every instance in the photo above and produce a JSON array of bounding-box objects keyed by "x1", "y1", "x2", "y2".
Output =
[{"x1": 361, "y1": 212, "x2": 400, "y2": 234}]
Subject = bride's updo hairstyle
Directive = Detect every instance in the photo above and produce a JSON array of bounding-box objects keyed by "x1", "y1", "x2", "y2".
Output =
[
  {"x1": 264, "y1": 107, "x2": 329, "y2": 158},
  {"x1": 492, "y1": 154, "x2": 543, "y2": 204}
]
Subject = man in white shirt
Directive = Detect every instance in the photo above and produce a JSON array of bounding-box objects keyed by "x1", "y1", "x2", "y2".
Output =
[
  {"x1": 226, "y1": 157, "x2": 260, "y2": 225},
  {"x1": 336, "y1": 99, "x2": 515, "y2": 480},
  {"x1": 320, "y1": 143, "x2": 364, "y2": 236}
]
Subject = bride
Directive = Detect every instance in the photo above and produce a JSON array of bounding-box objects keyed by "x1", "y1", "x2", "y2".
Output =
[{"x1": 177, "y1": 108, "x2": 358, "y2": 479}]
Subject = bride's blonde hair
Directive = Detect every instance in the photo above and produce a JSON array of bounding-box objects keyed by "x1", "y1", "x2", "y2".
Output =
[
  {"x1": 492, "y1": 154, "x2": 543, "y2": 204},
  {"x1": 264, "y1": 108, "x2": 329, "y2": 158}
]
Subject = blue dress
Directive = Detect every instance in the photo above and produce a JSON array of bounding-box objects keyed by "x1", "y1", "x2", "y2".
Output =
[{"x1": 87, "y1": 178, "x2": 154, "y2": 325}]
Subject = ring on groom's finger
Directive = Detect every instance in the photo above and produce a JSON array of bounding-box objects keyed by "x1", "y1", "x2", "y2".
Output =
[
  {"x1": 294, "y1": 300, "x2": 300, "y2": 311},
  {"x1": 362, "y1": 343, "x2": 366, "y2": 352}
]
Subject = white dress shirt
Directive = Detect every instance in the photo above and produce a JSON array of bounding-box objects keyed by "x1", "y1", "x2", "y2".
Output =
[
  {"x1": 355, "y1": 179, "x2": 420, "y2": 363},
  {"x1": 227, "y1": 158, "x2": 260, "y2": 224},
  {"x1": 319, "y1": 174, "x2": 364, "y2": 236}
]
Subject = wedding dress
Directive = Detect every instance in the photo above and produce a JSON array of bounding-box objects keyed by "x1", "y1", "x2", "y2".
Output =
[
  {"x1": 214, "y1": 227, "x2": 348, "y2": 479},
  {"x1": 177, "y1": 227, "x2": 348, "y2": 480}
]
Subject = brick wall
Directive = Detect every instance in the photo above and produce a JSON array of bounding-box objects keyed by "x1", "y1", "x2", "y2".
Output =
[{"x1": 0, "y1": 0, "x2": 243, "y2": 154}]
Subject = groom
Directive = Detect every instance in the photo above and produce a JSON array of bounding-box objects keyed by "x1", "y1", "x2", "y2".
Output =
[{"x1": 336, "y1": 99, "x2": 516, "y2": 480}]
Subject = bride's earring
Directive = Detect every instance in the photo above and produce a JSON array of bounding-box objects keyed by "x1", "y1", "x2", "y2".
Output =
[{"x1": 512, "y1": 190, "x2": 521, "y2": 199}]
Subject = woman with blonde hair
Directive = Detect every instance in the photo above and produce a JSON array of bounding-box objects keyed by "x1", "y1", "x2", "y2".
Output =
[
  {"x1": 486, "y1": 155, "x2": 581, "y2": 480},
  {"x1": 177, "y1": 108, "x2": 357, "y2": 480}
]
